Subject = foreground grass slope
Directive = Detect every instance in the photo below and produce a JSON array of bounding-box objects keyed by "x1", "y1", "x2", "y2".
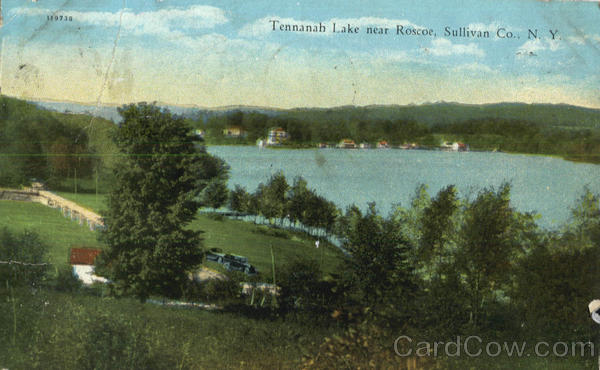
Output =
[
  {"x1": 0, "y1": 289, "x2": 338, "y2": 369},
  {"x1": 1, "y1": 196, "x2": 597, "y2": 369},
  {"x1": 0, "y1": 288, "x2": 594, "y2": 369}
]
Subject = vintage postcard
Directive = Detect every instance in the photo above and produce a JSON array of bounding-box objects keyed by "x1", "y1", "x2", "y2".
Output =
[{"x1": 1, "y1": 0, "x2": 599, "y2": 368}]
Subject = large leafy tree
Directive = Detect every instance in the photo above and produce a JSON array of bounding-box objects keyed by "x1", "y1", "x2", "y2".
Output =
[
  {"x1": 229, "y1": 184, "x2": 251, "y2": 217},
  {"x1": 98, "y1": 103, "x2": 225, "y2": 300},
  {"x1": 198, "y1": 154, "x2": 230, "y2": 209},
  {"x1": 287, "y1": 176, "x2": 310, "y2": 227},
  {"x1": 258, "y1": 171, "x2": 289, "y2": 224},
  {"x1": 454, "y1": 183, "x2": 523, "y2": 327},
  {"x1": 418, "y1": 185, "x2": 459, "y2": 272},
  {"x1": 343, "y1": 204, "x2": 416, "y2": 314},
  {"x1": 565, "y1": 187, "x2": 600, "y2": 248}
]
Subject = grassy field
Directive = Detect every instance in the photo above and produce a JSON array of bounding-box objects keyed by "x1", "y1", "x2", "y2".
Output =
[
  {"x1": 189, "y1": 216, "x2": 343, "y2": 275},
  {"x1": 53, "y1": 191, "x2": 344, "y2": 274},
  {"x1": 0, "y1": 192, "x2": 344, "y2": 276},
  {"x1": 0, "y1": 200, "x2": 105, "y2": 268},
  {"x1": 53, "y1": 191, "x2": 108, "y2": 214}
]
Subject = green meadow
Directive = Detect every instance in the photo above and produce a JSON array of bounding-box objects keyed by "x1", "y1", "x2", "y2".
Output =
[
  {"x1": 53, "y1": 191, "x2": 108, "y2": 215},
  {"x1": 0, "y1": 192, "x2": 343, "y2": 276},
  {"x1": 0, "y1": 200, "x2": 104, "y2": 268}
]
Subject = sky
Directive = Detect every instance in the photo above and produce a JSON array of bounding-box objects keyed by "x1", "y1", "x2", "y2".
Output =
[{"x1": 1, "y1": 0, "x2": 599, "y2": 109}]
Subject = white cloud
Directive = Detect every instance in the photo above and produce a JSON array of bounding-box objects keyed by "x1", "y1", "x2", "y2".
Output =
[
  {"x1": 516, "y1": 38, "x2": 562, "y2": 57},
  {"x1": 467, "y1": 22, "x2": 522, "y2": 33},
  {"x1": 567, "y1": 34, "x2": 600, "y2": 45},
  {"x1": 10, "y1": 5, "x2": 228, "y2": 37},
  {"x1": 239, "y1": 16, "x2": 422, "y2": 37},
  {"x1": 452, "y1": 62, "x2": 494, "y2": 73},
  {"x1": 518, "y1": 39, "x2": 545, "y2": 54},
  {"x1": 426, "y1": 38, "x2": 485, "y2": 57}
]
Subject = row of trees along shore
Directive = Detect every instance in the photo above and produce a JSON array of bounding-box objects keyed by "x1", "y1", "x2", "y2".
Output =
[
  {"x1": 2, "y1": 103, "x2": 600, "y2": 368},
  {"x1": 228, "y1": 174, "x2": 338, "y2": 238}
]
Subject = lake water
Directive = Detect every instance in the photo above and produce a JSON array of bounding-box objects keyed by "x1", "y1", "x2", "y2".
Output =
[{"x1": 207, "y1": 146, "x2": 600, "y2": 229}]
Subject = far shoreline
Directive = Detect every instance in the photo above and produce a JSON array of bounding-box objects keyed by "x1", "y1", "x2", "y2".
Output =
[{"x1": 203, "y1": 143, "x2": 600, "y2": 166}]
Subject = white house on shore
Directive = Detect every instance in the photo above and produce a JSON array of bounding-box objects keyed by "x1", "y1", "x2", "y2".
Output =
[
  {"x1": 266, "y1": 127, "x2": 289, "y2": 145},
  {"x1": 440, "y1": 141, "x2": 469, "y2": 152}
]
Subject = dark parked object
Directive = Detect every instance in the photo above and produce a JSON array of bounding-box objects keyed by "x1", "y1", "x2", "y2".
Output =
[{"x1": 205, "y1": 252, "x2": 257, "y2": 275}]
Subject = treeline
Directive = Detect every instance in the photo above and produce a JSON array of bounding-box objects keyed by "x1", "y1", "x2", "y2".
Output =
[
  {"x1": 434, "y1": 118, "x2": 600, "y2": 161},
  {"x1": 201, "y1": 109, "x2": 600, "y2": 162},
  {"x1": 203, "y1": 110, "x2": 433, "y2": 145},
  {"x1": 0, "y1": 97, "x2": 118, "y2": 189}
]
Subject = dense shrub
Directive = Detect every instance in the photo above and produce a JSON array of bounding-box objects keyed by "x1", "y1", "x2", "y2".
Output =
[
  {"x1": 0, "y1": 227, "x2": 49, "y2": 287},
  {"x1": 252, "y1": 225, "x2": 290, "y2": 239},
  {"x1": 301, "y1": 323, "x2": 432, "y2": 369},
  {"x1": 184, "y1": 272, "x2": 244, "y2": 304},
  {"x1": 77, "y1": 315, "x2": 152, "y2": 370},
  {"x1": 278, "y1": 256, "x2": 343, "y2": 316},
  {"x1": 511, "y1": 245, "x2": 600, "y2": 341},
  {"x1": 53, "y1": 265, "x2": 81, "y2": 293}
]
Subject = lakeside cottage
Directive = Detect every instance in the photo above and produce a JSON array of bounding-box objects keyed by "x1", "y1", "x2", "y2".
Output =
[
  {"x1": 266, "y1": 127, "x2": 289, "y2": 145},
  {"x1": 440, "y1": 141, "x2": 469, "y2": 152},
  {"x1": 223, "y1": 126, "x2": 246, "y2": 138},
  {"x1": 377, "y1": 140, "x2": 390, "y2": 149},
  {"x1": 399, "y1": 142, "x2": 420, "y2": 150},
  {"x1": 337, "y1": 139, "x2": 356, "y2": 149}
]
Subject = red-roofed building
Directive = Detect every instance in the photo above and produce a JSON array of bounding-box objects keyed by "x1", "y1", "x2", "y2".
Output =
[
  {"x1": 69, "y1": 248, "x2": 108, "y2": 285},
  {"x1": 69, "y1": 248, "x2": 102, "y2": 265},
  {"x1": 337, "y1": 139, "x2": 356, "y2": 149},
  {"x1": 377, "y1": 140, "x2": 389, "y2": 149}
]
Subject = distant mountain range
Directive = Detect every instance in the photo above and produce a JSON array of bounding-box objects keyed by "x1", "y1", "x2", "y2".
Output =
[
  {"x1": 29, "y1": 100, "x2": 600, "y2": 129},
  {"x1": 30, "y1": 100, "x2": 282, "y2": 123}
]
